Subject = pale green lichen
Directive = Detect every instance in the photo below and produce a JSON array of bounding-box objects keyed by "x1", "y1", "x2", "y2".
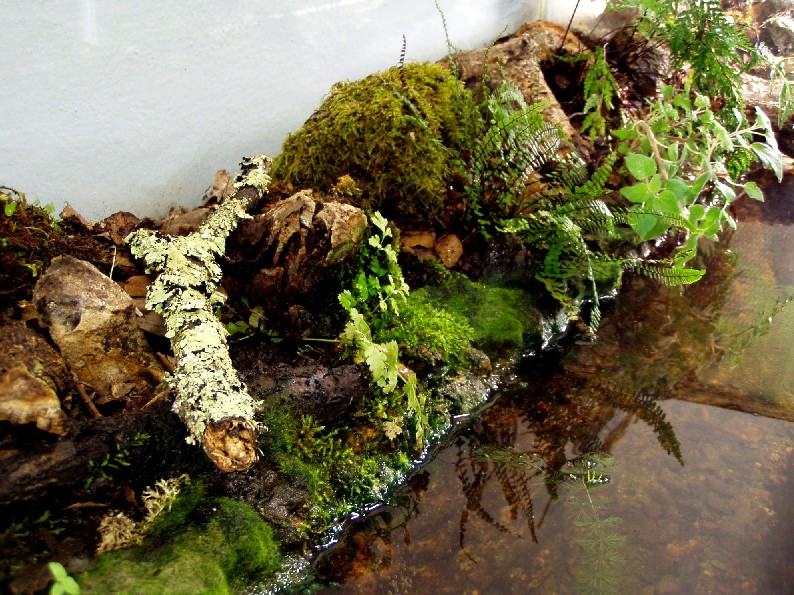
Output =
[
  {"x1": 126, "y1": 156, "x2": 272, "y2": 467},
  {"x1": 96, "y1": 474, "x2": 189, "y2": 554}
]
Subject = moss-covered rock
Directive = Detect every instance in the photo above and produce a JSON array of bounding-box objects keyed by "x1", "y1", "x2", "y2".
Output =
[
  {"x1": 271, "y1": 62, "x2": 480, "y2": 223},
  {"x1": 78, "y1": 488, "x2": 281, "y2": 594}
]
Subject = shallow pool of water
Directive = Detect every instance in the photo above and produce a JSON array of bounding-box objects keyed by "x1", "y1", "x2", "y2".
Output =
[{"x1": 306, "y1": 182, "x2": 794, "y2": 594}]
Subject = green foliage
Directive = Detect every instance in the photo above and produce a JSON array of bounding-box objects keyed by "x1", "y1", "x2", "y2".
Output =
[
  {"x1": 580, "y1": 46, "x2": 619, "y2": 140},
  {"x1": 339, "y1": 211, "x2": 409, "y2": 332},
  {"x1": 48, "y1": 562, "x2": 80, "y2": 595},
  {"x1": 610, "y1": 0, "x2": 755, "y2": 112},
  {"x1": 341, "y1": 308, "x2": 429, "y2": 448},
  {"x1": 560, "y1": 454, "x2": 626, "y2": 595},
  {"x1": 408, "y1": 272, "x2": 544, "y2": 350},
  {"x1": 464, "y1": 80, "x2": 562, "y2": 234},
  {"x1": 376, "y1": 289, "x2": 476, "y2": 370},
  {"x1": 79, "y1": 490, "x2": 281, "y2": 594},
  {"x1": 756, "y1": 42, "x2": 794, "y2": 128},
  {"x1": 615, "y1": 83, "x2": 782, "y2": 260},
  {"x1": 271, "y1": 62, "x2": 480, "y2": 222},
  {"x1": 85, "y1": 432, "x2": 151, "y2": 491}
]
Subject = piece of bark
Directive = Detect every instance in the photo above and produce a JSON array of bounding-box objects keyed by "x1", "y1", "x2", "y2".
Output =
[
  {"x1": 441, "y1": 21, "x2": 584, "y2": 139},
  {"x1": 126, "y1": 155, "x2": 272, "y2": 472},
  {"x1": 0, "y1": 320, "x2": 72, "y2": 435},
  {"x1": 33, "y1": 256, "x2": 165, "y2": 409}
]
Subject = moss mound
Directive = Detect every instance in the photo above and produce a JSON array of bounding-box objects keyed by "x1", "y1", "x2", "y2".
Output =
[
  {"x1": 78, "y1": 488, "x2": 281, "y2": 594},
  {"x1": 413, "y1": 273, "x2": 545, "y2": 352},
  {"x1": 271, "y1": 62, "x2": 479, "y2": 223}
]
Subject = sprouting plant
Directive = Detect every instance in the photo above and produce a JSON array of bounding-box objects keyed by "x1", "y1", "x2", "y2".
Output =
[
  {"x1": 572, "y1": 45, "x2": 619, "y2": 140},
  {"x1": 85, "y1": 432, "x2": 151, "y2": 491},
  {"x1": 609, "y1": 0, "x2": 757, "y2": 113},
  {"x1": 341, "y1": 308, "x2": 427, "y2": 448},
  {"x1": 47, "y1": 561, "x2": 80, "y2": 595}
]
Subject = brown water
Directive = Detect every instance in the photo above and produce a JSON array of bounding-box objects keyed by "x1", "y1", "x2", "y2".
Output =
[{"x1": 310, "y1": 182, "x2": 794, "y2": 594}]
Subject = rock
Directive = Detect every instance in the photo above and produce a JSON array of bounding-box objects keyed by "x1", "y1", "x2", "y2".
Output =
[
  {"x1": 233, "y1": 341, "x2": 367, "y2": 425},
  {"x1": 33, "y1": 256, "x2": 165, "y2": 410},
  {"x1": 434, "y1": 233, "x2": 463, "y2": 268},
  {"x1": 401, "y1": 230, "x2": 436, "y2": 258},
  {"x1": 0, "y1": 320, "x2": 71, "y2": 435},
  {"x1": 760, "y1": 12, "x2": 794, "y2": 56}
]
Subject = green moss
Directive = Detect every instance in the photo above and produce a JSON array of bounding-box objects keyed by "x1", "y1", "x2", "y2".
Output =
[
  {"x1": 78, "y1": 489, "x2": 281, "y2": 594},
  {"x1": 376, "y1": 292, "x2": 476, "y2": 370},
  {"x1": 271, "y1": 62, "x2": 480, "y2": 223},
  {"x1": 414, "y1": 273, "x2": 544, "y2": 352}
]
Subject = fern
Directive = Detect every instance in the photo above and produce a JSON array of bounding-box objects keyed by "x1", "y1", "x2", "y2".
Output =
[
  {"x1": 341, "y1": 308, "x2": 428, "y2": 448},
  {"x1": 581, "y1": 46, "x2": 619, "y2": 140}
]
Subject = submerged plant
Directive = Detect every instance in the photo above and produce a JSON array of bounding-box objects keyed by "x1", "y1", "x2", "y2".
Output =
[{"x1": 560, "y1": 453, "x2": 626, "y2": 595}]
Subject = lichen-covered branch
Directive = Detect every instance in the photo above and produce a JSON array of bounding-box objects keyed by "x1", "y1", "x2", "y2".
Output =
[{"x1": 126, "y1": 156, "x2": 272, "y2": 471}]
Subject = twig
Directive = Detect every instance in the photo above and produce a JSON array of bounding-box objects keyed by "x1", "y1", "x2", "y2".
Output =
[{"x1": 73, "y1": 376, "x2": 102, "y2": 418}]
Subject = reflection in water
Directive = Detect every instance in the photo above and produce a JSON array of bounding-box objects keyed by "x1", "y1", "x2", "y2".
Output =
[{"x1": 310, "y1": 188, "x2": 794, "y2": 592}]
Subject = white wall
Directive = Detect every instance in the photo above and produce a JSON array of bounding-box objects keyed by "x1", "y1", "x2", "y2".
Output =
[{"x1": 0, "y1": 1, "x2": 605, "y2": 220}]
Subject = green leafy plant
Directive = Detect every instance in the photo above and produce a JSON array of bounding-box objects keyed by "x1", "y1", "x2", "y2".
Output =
[
  {"x1": 560, "y1": 453, "x2": 626, "y2": 595},
  {"x1": 571, "y1": 45, "x2": 619, "y2": 140},
  {"x1": 756, "y1": 42, "x2": 794, "y2": 128},
  {"x1": 48, "y1": 561, "x2": 80, "y2": 595},
  {"x1": 616, "y1": 84, "x2": 782, "y2": 259},
  {"x1": 339, "y1": 211, "x2": 409, "y2": 331},
  {"x1": 464, "y1": 80, "x2": 562, "y2": 235},
  {"x1": 609, "y1": 0, "x2": 756, "y2": 112},
  {"x1": 341, "y1": 308, "x2": 427, "y2": 448},
  {"x1": 85, "y1": 432, "x2": 151, "y2": 491}
]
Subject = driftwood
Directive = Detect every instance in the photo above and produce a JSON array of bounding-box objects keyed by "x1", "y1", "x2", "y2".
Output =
[{"x1": 126, "y1": 156, "x2": 272, "y2": 472}]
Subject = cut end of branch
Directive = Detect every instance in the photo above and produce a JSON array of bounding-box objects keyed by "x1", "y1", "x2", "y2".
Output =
[{"x1": 202, "y1": 417, "x2": 258, "y2": 472}]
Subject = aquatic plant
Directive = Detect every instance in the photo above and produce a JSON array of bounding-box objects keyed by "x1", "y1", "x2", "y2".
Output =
[{"x1": 560, "y1": 454, "x2": 626, "y2": 595}]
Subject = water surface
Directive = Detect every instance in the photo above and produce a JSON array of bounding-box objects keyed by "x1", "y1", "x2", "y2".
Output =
[{"x1": 309, "y1": 182, "x2": 794, "y2": 593}]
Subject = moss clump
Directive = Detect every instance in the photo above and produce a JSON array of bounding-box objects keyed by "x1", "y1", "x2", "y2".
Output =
[
  {"x1": 377, "y1": 292, "x2": 477, "y2": 371},
  {"x1": 414, "y1": 272, "x2": 544, "y2": 352},
  {"x1": 271, "y1": 62, "x2": 480, "y2": 223},
  {"x1": 78, "y1": 487, "x2": 281, "y2": 594}
]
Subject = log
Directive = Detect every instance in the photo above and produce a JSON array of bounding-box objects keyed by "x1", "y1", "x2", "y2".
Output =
[{"x1": 126, "y1": 156, "x2": 272, "y2": 471}]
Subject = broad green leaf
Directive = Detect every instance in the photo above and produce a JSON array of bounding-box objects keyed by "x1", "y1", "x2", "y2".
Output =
[
  {"x1": 649, "y1": 173, "x2": 662, "y2": 194},
  {"x1": 743, "y1": 181, "x2": 764, "y2": 201},
  {"x1": 654, "y1": 189, "x2": 682, "y2": 214},
  {"x1": 620, "y1": 183, "x2": 652, "y2": 203},
  {"x1": 666, "y1": 177, "x2": 691, "y2": 203},
  {"x1": 690, "y1": 172, "x2": 710, "y2": 198},
  {"x1": 712, "y1": 121, "x2": 733, "y2": 150},
  {"x1": 625, "y1": 153, "x2": 657, "y2": 181},
  {"x1": 688, "y1": 204, "x2": 705, "y2": 224},
  {"x1": 630, "y1": 212, "x2": 669, "y2": 241},
  {"x1": 755, "y1": 106, "x2": 776, "y2": 146},
  {"x1": 751, "y1": 142, "x2": 783, "y2": 181},
  {"x1": 611, "y1": 128, "x2": 638, "y2": 140},
  {"x1": 713, "y1": 180, "x2": 736, "y2": 202}
]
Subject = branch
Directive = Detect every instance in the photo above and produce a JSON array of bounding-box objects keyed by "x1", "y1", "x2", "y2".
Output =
[{"x1": 126, "y1": 156, "x2": 272, "y2": 471}]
